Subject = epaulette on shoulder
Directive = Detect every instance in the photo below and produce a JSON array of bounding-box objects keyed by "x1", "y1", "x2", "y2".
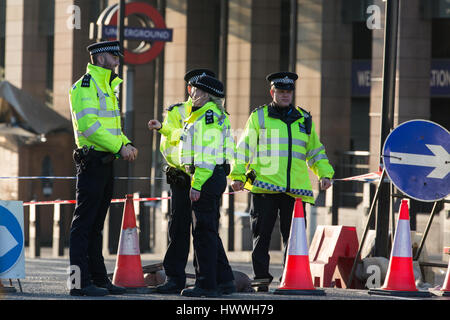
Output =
[
  {"x1": 167, "y1": 102, "x2": 183, "y2": 111},
  {"x1": 297, "y1": 106, "x2": 312, "y2": 134},
  {"x1": 297, "y1": 106, "x2": 311, "y2": 118},
  {"x1": 81, "y1": 74, "x2": 91, "y2": 88},
  {"x1": 251, "y1": 105, "x2": 266, "y2": 113}
]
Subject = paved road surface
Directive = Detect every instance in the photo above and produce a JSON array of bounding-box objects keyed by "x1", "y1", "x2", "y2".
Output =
[{"x1": 1, "y1": 253, "x2": 447, "y2": 302}]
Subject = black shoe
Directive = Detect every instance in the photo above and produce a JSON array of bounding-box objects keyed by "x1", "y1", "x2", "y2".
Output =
[
  {"x1": 94, "y1": 279, "x2": 127, "y2": 295},
  {"x1": 181, "y1": 286, "x2": 221, "y2": 298},
  {"x1": 156, "y1": 281, "x2": 185, "y2": 294},
  {"x1": 70, "y1": 284, "x2": 109, "y2": 297},
  {"x1": 219, "y1": 281, "x2": 236, "y2": 295},
  {"x1": 257, "y1": 285, "x2": 269, "y2": 292}
]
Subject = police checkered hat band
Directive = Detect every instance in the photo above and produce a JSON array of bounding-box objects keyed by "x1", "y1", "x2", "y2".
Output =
[
  {"x1": 271, "y1": 76, "x2": 295, "y2": 85},
  {"x1": 184, "y1": 68, "x2": 216, "y2": 83},
  {"x1": 87, "y1": 41, "x2": 123, "y2": 57},
  {"x1": 189, "y1": 73, "x2": 206, "y2": 84},
  {"x1": 190, "y1": 74, "x2": 225, "y2": 98},
  {"x1": 266, "y1": 71, "x2": 298, "y2": 90},
  {"x1": 90, "y1": 45, "x2": 121, "y2": 55}
]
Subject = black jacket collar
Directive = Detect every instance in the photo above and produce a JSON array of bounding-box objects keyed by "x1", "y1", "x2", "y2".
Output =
[{"x1": 267, "y1": 102, "x2": 302, "y2": 123}]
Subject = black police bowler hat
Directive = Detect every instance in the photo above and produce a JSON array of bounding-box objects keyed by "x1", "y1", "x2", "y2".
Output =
[
  {"x1": 184, "y1": 69, "x2": 216, "y2": 83},
  {"x1": 266, "y1": 71, "x2": 298, "y2": 90},
  {"x1": 190, "y1": 75, "x2": 225, "y2": 98},
  {"x1": 87, "y1": 41, "x2": 124, "y2": 57}
]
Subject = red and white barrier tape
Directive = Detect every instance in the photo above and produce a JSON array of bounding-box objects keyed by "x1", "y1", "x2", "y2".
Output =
[
  {"x1": 23, "y1": 196, "x2": 171, "y2": 206},
  {"x1": 22, "y1": 191, "x2": 245, "y2": 206}
]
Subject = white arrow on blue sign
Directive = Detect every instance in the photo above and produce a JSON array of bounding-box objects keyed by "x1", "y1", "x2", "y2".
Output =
[
  {"x1": 383, "y1": 120, "x2": 450, "y2": 202},
  {"x1": 0, "y1": 204, "x2": 24, "y2": 275}
]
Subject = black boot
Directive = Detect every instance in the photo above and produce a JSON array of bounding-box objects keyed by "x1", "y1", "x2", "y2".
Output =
[
  {"x1": 218, "y1": 281, "x2": 237, "y2": 295},
  {"x1": 156, "y1": 280, "x2": 185, "y2": 294},
  {"x1": 94, "y1": 279, "x2": 127, "y2": 295},
  {"x1": 181, "y1": 286, "x2": 221, "y2": 298},
  {"x1": 70, "y1": 284, "x2": 109, "y2": 297}
]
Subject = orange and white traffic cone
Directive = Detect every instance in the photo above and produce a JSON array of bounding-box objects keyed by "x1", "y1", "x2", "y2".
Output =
[
  {"x1": 369, "y1": 199, "x2": 430, "y2": 297},
  {"x1": 112, "y1": 195, "x2": 147, "y2": 288},
  {"x1": 274, "y1": 198, "x2": 325, "y2": 296}
]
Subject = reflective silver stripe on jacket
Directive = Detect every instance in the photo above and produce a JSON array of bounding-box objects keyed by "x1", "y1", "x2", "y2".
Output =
[
  {"x1": 106, "y1": 128, "x2": 121, "y2": 136},
  {"x1": 306, "y1": 145, "x2": 325, "y2": 159},
  {"x1": 257, "y1": 108, "x2": 265, "y2": 129},
  {"x1": 307, "y1": 153, "x2": 329, "y2": 167},
  {"x1": 76, "y1": 108, "x2": 120, "y2": 120},
  {"x1": 79, "y1": 121, "x2": 101, "y2": 138},
  {"x1": 195, "y1": 162, "x2": 217, "y2": 171},
  {"x1": 90, "y1": 76, "x2": 108, "y2": 111},
  {"x1": 257, "y1": 150, "x2": 306, "y2": 161}
]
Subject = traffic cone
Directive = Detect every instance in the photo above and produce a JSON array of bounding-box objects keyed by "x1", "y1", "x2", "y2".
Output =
[
  {"x1": 439, "y1": 259, "x2": 450, "y2": 296},
  {"x1": 274, "y1": 198, "x2": 325, "y2": 296},
  {"x1": 112, "y1": 195, "x2": 147, "y2": 288},
  {"x1": 369, "y1": 199, "x2": 430, "y2": 297}
]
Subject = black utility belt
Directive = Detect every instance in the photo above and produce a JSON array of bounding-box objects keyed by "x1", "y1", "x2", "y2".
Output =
[
  {"x1": 74, "y1": 146, "x2": 117, "y2": 166},
  {"x1": 88, "y1": 150, "x2": 112, "y2": 157}
]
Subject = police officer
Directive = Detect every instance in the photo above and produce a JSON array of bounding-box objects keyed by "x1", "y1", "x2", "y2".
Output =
[
  {"x1": 178, "y1": 75, "x2": 236, "y2": 297},
  {"x1": 230, "y1": 71, "x2": 334, "y2": 291},
  {"x1": 147, "y1": 68, "x2": 216, "y2": 294},
  {"x1": 68, "y1": 41, "x2": 138, "y2": 296}
]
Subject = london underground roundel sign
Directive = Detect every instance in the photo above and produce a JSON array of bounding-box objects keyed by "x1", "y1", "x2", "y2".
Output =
[{"x1": 101, "y1": 2, "x2": 173, "y2": 65}]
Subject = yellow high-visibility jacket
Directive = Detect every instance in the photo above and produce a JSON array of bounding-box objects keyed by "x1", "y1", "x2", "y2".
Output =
[
  {"x1": 158, "y1": 98, "x2": 192, "y2": 173},
  {"x1": 179, "y1": 101, "x2": 236, "y2": 191},
  {"x1": 69, "y1": 63, "x2": 131, "y2": 153},
  {"x1": 230, "y1": 103, "x2": 334, "y2": 204}
]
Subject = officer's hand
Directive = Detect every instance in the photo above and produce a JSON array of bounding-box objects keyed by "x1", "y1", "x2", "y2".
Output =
[
  {"x1": 127, "y1": 145, "x2": 138, "y2": 161},
  {"x1": 148, "y1": 119, "x2": 162, "y2": 130},
  {"x1": 320, "y1": 178, "x2": 332, "y2": 190},
  {"x1": 190, "y1": 188, "x2": 201, "y2": 202},
  {"x1": 120, "y1": 145, "x2": 133, "y2": 161},
  {"x1": 231, "y1": 180, "x2": 244, "y2": 192}
]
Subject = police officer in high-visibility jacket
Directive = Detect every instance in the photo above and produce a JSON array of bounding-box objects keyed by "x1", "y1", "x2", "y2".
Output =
[
  {"x1": 147, "y1": 69, "x2": 216, "y2": 294},
  {"x1": 68, "y1": 41, "x2": 138, "y2": 296},
  {"x1": 178, "y1": 75, "x2": 236, "y2": 297},
  {"x1": 230, "y1": 71, "x2": 334, "y2": 291}
]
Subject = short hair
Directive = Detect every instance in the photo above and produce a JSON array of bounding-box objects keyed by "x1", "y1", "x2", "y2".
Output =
[{"x1": 90, "y1": 52, "x2": 108, "y2": 65}]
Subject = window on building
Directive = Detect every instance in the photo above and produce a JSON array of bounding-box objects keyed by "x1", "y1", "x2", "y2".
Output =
[
  {"x1": 350, "y1": 22, "x2": 372, "y2": 151},
  {"x1": 39, "y1": 0, "x2": 55, "y2": 108},
  {"x1": 431, "y1": 18, "x2": 450, "y2": 130}
]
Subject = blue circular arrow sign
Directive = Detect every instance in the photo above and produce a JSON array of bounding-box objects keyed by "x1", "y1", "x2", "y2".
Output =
[
  {"x1": 0, "y1": 205, "x2": 24, "y2": 274},
  {"x1": 383, "y1": 120, "x2": 450, "y2": 202}
]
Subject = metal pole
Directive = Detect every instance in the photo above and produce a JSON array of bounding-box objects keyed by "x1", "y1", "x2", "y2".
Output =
[
  {"x1": 375, "y1": 0, "x2": 400, "y2": 258},
  {"x1": 150, "y1": 0, "x2": 166, "y2": 199},
  {"x1": 347, "y1": 169, "x2": 387, "y2": 288},
  {"x1": 228, "y1": 186, "x2": 235, "y2": 251},
  {"x1": 413, "y1": 201, "x2": 439, "y2": 261},
  {"x1": 118, "y1": 0, "x2": 125, "y2": 113},
  {"x1": 390, "y1": 183, "x2": 395, "y2": 244}
]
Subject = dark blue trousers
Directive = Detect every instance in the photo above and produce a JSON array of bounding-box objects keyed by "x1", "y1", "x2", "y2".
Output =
[
  {"x1": 191, "y1": 166, "x2": 234, "y2": 290},
  {"x1": 163, "y1": 176, "x2": 192, "y2": 288},
  {"x1": 69, "y1": 152, "x2": 113, "y2": 288},
  {"x1": 250, "y1": 193, "x2": 299, "y2": 282}
]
